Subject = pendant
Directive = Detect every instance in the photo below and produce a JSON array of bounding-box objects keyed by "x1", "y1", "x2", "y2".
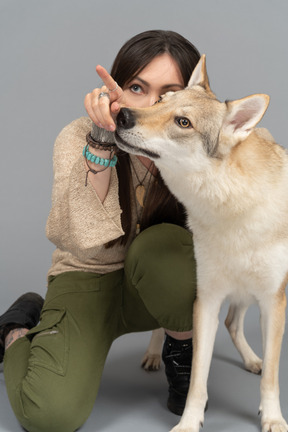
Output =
[
  {"x1": 136, "y1": 223, "x2": 140, "y2": 235},
  {"x1": 136, "y1": 184, "x2": 145, "y2": 207}
]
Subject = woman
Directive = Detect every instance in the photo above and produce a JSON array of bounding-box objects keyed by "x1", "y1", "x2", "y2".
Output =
[{"x1": 0, "y1": 30, "x2": 200, "y2": 432}]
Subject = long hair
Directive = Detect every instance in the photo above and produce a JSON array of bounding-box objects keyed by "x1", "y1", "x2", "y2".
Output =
[{"x1": 107, "y1": 30, "x2": 200, "y2": 246}]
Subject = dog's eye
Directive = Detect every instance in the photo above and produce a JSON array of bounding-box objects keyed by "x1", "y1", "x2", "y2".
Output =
[{"x1": 175, "y1": 117, "x2": 192, "y2": 128}]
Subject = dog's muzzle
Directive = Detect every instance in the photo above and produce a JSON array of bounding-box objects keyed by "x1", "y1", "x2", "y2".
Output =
[
  {"x1": 116, "y1": 108, "x2": 136, "y2": 130},
  {"x1": 115, "y1": 108, "x2": 160, "y2": 160}
]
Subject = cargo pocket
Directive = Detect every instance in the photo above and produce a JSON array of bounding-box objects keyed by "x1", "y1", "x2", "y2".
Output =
[{"x1": 26, "y1": 308, "x2": 69, "y2": 376}]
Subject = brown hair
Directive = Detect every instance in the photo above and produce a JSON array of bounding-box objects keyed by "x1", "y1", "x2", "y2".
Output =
[{"x1": 108, "y1": 30, "x2": 200, "y2": 246}]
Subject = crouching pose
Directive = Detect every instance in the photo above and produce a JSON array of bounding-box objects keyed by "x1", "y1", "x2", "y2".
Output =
[{"x1": 0, "y1": 30, "x2": 200, "y2": 432}]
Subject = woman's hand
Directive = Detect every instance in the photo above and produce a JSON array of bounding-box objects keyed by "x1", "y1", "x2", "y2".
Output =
[{"x1": 84, "y1": 65, "x2": 125, "y2": 131}]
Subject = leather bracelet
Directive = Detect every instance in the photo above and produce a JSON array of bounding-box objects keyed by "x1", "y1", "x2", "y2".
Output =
[{"x1": 86, "y1": 132, "x2": 116, "y2": 151}]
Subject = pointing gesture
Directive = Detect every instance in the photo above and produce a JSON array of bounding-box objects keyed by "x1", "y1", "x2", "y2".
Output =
[{"x1": 84, "y1": 65, "x2": 125, "y2": 131}]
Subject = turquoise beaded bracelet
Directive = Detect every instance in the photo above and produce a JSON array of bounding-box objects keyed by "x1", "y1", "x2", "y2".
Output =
[{"x1": 82, "y1": 146, "x2": 118, "y2": 167}]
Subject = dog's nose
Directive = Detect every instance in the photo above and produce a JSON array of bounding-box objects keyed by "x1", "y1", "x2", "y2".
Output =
[{"x1": 116, "y1": 108, "x2": 135, "y2": 129}]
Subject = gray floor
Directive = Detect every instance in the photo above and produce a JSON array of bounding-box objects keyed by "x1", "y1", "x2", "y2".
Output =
[{"x1": 1, "y1": 303, "x2": 287, "y2": 432}]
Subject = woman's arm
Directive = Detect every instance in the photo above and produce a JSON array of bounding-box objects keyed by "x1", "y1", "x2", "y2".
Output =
[
  {"x1": 83, "y1": 66, "x2": 126, "y2": 201},
  {"x1": 84, "y1": 122, "x2": 116, "y2": 202},
  {"x1": 46, "y1": 118, "x2": 124, "y2": 259}
]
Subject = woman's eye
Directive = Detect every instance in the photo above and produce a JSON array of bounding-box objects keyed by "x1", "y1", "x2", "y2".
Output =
[
  {"x1": 130, "y1": 84, "x2": 143, "y2": 94},
  {"x1": 176, "y1": 117, "x2": 192, "y2": 128}
]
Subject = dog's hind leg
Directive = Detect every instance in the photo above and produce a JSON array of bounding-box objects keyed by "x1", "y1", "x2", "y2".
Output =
[
  {"x1": 225, "y1": 302, "x2": 262, "y2": 374},
  {"x1": 141, "y1": 328, "x2": 165, "y2": 371},
  {"x1": 258, "y1": 289, "x2": 288, "y2": 432}
]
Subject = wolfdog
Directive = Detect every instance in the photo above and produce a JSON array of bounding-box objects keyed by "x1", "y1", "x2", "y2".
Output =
[{"x1": 115, "y1": 55, "x2": 288, "y2": 432}]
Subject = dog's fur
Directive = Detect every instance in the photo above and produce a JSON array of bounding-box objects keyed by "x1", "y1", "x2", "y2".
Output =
[{"x1": 115, "y1": 55, "x2": 288, "y2": 432}]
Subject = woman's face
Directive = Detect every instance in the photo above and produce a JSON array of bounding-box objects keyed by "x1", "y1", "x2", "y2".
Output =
[{"x1": 122, "y1": 53, "x2": 184, "y2": 108}]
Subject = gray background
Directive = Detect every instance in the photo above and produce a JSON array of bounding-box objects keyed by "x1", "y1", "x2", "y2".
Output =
[{"x1": 0, "y1": 0, "x2": 288, "y2": 431}]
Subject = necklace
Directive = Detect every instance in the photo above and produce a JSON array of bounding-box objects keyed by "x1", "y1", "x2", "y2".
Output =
[
  {"x1": 130, "y1": 157, "x2": 154, "y2": 234},
  {"x1": 130, "y1": 158, "x2": 154, "y2": 208}
]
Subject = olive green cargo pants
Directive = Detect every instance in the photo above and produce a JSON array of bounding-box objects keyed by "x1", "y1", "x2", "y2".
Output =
[{"x1": 4, "y1": 224, "x2": 197, "y2": 432}]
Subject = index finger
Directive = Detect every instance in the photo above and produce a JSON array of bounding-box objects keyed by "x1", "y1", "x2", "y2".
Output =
[{"x1": 96, "y1": 65, "x2": 122, "y2": 98}]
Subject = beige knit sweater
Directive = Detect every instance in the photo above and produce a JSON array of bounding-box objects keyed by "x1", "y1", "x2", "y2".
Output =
[{"x1": 46, "y1": 117, "x2": 151, "y2": 277}]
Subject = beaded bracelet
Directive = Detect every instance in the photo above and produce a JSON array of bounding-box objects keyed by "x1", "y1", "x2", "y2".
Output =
[
  {"x1": 82, "y1": 146, "x2": 118, "y2": 167},
  {"x1": 83, "y1": 144, "x2": 118, "y2": 186}
]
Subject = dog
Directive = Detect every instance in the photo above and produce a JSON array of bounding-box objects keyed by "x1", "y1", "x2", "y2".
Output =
[{"x1": 115, "y1": 55, "x2": 288, "y2": 432}]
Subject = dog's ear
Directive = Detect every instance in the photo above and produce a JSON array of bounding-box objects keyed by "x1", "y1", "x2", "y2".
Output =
[
  {"x1": 188, "y1": 54, "x2": 211, "y2": 91},
  {"x1": 222, "y1": 94, "x2": 270, "y2": 141}
]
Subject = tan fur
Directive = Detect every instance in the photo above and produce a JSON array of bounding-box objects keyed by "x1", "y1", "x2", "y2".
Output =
[{"x1": 115, "y1": 55, "x2": 288, "y2": 432}]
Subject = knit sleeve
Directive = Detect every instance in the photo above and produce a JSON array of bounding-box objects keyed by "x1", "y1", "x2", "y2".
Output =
[{"x1": 46, "y1": 117, "x2": 124, "y2": 259}]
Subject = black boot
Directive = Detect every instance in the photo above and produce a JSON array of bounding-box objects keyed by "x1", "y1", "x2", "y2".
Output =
[
  {"x1": 162, "y1": 334, "x2": 193, "y2": 416},
  {"x1": 0, "y1": 292, "x2": 44, "y2": 363}
]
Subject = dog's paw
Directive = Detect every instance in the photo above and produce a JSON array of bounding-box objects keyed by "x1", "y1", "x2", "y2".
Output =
[
  {"x1": 141, "y1": 352, "x2": 161, "y2": 371},
  {"x1": 262, "y1": 418, "x2": 288, "y2": 432},
  {"x1": 245, "y1": 358, "x2": 263, "y2": 375},
  {"x1": 170, "y1": 428, "x2": 191, "y2": 432},
  {"x1": 170, "y1": 427, "x2": 196, "y2": 432},
  {"x1": 170, "y1": 423, "x2": 202, "y2": 432},
  {"x1": 169, "y1": 415, "x2": 203, "y2": 432}
]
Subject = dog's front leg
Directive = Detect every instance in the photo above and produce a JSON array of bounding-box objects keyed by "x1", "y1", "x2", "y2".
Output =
[
  {"x1": 259, "y1": 290, "x2": 288, "y2": 432},
  {"x1": 170, "y1": 296, "x2": 221, "y2": 432}
]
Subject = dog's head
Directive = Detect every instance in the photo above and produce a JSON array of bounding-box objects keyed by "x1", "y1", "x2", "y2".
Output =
[{"x1": 115, "y1": 55, "x2": 270, "y2": 167}]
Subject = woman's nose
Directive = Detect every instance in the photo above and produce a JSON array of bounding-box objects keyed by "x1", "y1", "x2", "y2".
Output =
[{"x1": 149, "y1": 93, "x2": 160, "y2": 106}]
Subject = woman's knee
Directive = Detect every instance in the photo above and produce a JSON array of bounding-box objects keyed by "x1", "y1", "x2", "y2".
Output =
[
  {"x1": 126, "y1": 224, "x2": 196, "y2": 290},
  {"x1": 15, "y1": 386, "x2": 92, "y2": 432},
  {"x1": 124, "y1": 223, "x2": 197, "y2": 330},
  {"x1": 127, "y1": 223, "x2": 193, "y2": 258},
  {"x1": 126, "y1": 223, "x2": 195, "y2": 272}
]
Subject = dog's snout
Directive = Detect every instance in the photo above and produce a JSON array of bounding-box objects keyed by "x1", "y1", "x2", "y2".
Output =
[{"x1": 116, "y1": 108, "x2": 135, "y2": 130}]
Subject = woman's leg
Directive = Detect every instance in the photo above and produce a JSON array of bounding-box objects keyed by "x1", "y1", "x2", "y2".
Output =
[
  {"x1": 3, "y1": 224, "x2": 196, "y2": 431},
  {"x1": 123, "y1": 223, "x2": 196, "y2": 332},
  {"x1": 122, "y1": 223, "x2": 197, "y2": 415},
  {"x1": 3, "y1": 270, "x2": 124, "y2": 432}
]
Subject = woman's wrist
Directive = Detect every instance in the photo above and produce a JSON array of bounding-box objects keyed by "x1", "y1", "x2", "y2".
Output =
[
  {"x1": 86, "y1": 123, "x2": 117, "y2": 156},
  {"x1": 84, "y1": 130, "x2": 116, "y2": 164},
  {"x1": 83, "y1": 146, "x2": 117, "y2": 168},
  {"x1": 83, "y1": 123, "x2": 117, "y2": 188},
  {"x1": 91, "y1": 123, "x2": 115, "y2": 144},
  {"x1": 87, "y1": 144, "x2": 115, "y2": 157}
]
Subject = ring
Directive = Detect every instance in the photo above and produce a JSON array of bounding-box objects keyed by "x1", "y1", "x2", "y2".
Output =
[
  {"x1": 108, "y1": 83, "x2": 118, "y2": 93},
  {"x1": 98, "y1": 92, "x2": 110, "y2": 100}
]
